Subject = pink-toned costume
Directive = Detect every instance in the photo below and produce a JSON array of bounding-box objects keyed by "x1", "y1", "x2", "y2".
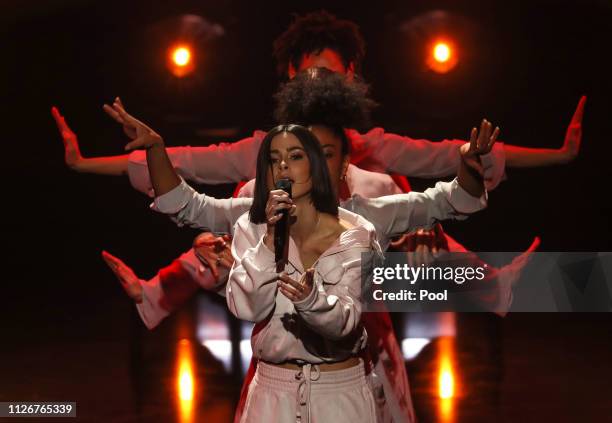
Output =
[
  {"x1": 146, "y1": 171, "x2": 487, "y2": 423},
  {"x1": 134, "y1": 163, "x2": 401, "y2": 329},
  {"x1": 227, "y1": 209, "x2": 380, "y2": 422},
  {"x1": 128, "y1": 128, "x2": 503, "y2": 422},
  {"x1": 134, "y1": 164, "x2": 413, "y2": 421}
]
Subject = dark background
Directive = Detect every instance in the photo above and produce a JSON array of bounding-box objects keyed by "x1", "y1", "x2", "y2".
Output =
[{"x1": 1, "y1": 1, "x2": 611, "y2": 421}]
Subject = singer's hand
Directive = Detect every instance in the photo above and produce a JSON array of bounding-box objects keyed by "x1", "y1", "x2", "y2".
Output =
[
  {"x1": 278, "y1": 269, "x2": 314, "y2": 302},
  {"x1": 264, "y1": 189, "x2": 296, "y2": 250}
]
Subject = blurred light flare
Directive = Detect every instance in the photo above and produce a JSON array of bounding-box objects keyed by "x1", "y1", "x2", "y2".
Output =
[
  {"x1": 439, "y1": 361, "x2": 454, "y2": 399},
  {"x1": 426, "y1": 39, "x2": 459, "y2": 74},
  {"x1": 433, "y1": 42, "x2": 451, "y2": 63},
  {"x1": 437, "y1": 336, "x2": 457, "y2": 422},
  {"x1": 173, "y1": 47, "x2": 191, "y2": 67},
  {"x1": 168, "y1": 44, "x2": 196, "y2": 77},
  {"x1": 176, "y1": 339, "x2": 195, "y2": 422}
]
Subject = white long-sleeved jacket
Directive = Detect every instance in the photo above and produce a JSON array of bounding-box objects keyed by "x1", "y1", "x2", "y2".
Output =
[{"x1": 226, "y1": 208, "x2": 379, "y2": 363}]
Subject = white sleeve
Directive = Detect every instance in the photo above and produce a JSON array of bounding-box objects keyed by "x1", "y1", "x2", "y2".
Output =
[
  {"x1": 226, "y1": 220, "x2": 279, "y2": 323},
  {"x1": 150, "y1": 178, "x2": 253, "y2": 234},
  {"x1": 135, "y1": 249, "x2": 226, "y2": 330},
  {"x1": 348, "y1": 178, "x2": 487, "y2": 239},
  {"x1": 135, "y1": 276, "x2": 171, "y2": 330},
  {"x1": 293, "y1": 251, "x2": 366, "y2": 340},
  {"x1": 355, "y1": 128, "x2": 506, "y2": 190},
  {"x1": 127, "y1": 132, "x2": 265, "y2": 196}
]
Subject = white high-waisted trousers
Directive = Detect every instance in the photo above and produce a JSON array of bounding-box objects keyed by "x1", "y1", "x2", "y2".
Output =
[{"x1": 240, "y1": 360, "x2": 380, "y2": 423}]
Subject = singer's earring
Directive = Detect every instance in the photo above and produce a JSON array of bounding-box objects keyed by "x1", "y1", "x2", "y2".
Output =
[{"x1": 341, "y1": 173, "x2": 347, "y2": 181}]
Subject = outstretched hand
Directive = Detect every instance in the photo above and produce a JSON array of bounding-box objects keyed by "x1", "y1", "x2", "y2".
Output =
[
  {"x1": 560, "y1": 95, "x2": 586, "y2": 163},
  {"x1": 193, "y1": 232, "x2": 234, "y2": 281},
  {"x1": 390, "y1": 224, "x2": 449, "y2": 267},
  {"x1": 460, "y1": 119, "x2": 500, "y2": 175},
  {"x1": 51, "y1": 106, "x2": 84, "y2": 170},
  {"x1": 103, "y1": 97, "x2": 137, "y2": 139},
  {"x1": 102, "y1": 250, "x2": 143, "y2": 303},
  {"x1": 278, "y1": 269, "x2": 314, "y2": 302},
  {"x1": 102, "y1": 97, "x2": 164, "y2": 150}
]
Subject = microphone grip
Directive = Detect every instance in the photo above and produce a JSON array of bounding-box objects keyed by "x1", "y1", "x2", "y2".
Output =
[{"x1": 274, "y1": 179, "x2": 292, "y2": 272}]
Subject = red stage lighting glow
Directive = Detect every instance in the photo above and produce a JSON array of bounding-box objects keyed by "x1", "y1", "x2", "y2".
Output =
[
  {"x1": 168, "y1": 44, "x2": 196, "y2": 77},
  {"x1": 173, "y1": 47, "x2": 191, "y2": 66},
  {"x1": 427, "y1": 39, "x2": 458, "y2": 74},
  {"x1": 433, "y1": 43, "x2": 451, "y2": 63}
]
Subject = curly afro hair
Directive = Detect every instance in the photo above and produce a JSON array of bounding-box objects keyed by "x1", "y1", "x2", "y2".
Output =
[
  {"x1": 273, "y1": 67, "x2": 377, "y2": 133},
  {"x1": 273, "y1": 10, "x2": 366, "y2": 77}
]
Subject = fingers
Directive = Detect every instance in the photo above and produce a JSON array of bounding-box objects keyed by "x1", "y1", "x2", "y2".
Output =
[
  {"x1": 570, "y1": 95, "x2": 586, "y2": 127},
  {"x1": 299, "y1": 268, "x2": 315, "y2": 287},
  {"x1": 471, "y1": 119, "x2": 499, "y2": 155},
  {"x1": 51, "y1": 106, "x2": 72, "y2": 134},
  {"x1": 112, "y1": 100, "x2": 134, "y2": 124},
  {"x1": 277, "y1": 272, "x2": 304, "y2": 301},
  {"x1": 488, "y1": 126, "x2": 500, "y2": 151},
  {"x1": 193, "y1": 231, "x2": 218, "y2": 248},
  {"x1": 469, "y1": 127, "x2": 478, "y2": 151},
  {"x1": 265, "y1": 190, "x2": 294, "y2": 224},
  {"x1": 433, "y1": 223, "x2": 450, "y2": 255},
  {"x1": 278, "y1": 271, "x2": 313, "y2": 302},
  {"x1": 101, "y1": 250, "x2": 121, "y2": 269},
  {"x1": 509, "y1": 236, "x2": 541, "y2": 272},
  {"x1": 415, "y1": 229, "x2": 435, "y2": 266},
  {"x1": 51, "y1": 106, "x2": 63, "y2": 126},
  {"x1": 101, "y1": 250, "x2": 142, "y2": 302},
  {"x1": 526, "y1": 236, "x2": 541, "y2": 254},
  {"x1": 124, "y1": 139, "x2": 142, "y2": 151},
  {"x1": 477, "y1": 119, "x2": 492, "y2": 150},
  {"x1": 102, "y1": 103, "x2": 125, "y2": 124}
]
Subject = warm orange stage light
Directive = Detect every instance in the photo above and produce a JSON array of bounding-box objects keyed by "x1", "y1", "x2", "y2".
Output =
[
  {"x1": 173, "y1": 47, "x2": 191, "y2": 67},
  {"x1": 438, "y1": 361, "x2": 455, "y2": 399},
  {"x1": 426, "y1": 39, "x2": 458, "y2": 74},
  {"x1": 168, "y1": 44, "x2": 196, "y2": 77},
  {"x1": 176, "y1": 339, "x2": 195, "y2": 422},
  {"x1": 433, "y1": 43, "x2": 451, "y2": 63},
  {"x1": 436, "y1": 336, "x2": 457, "y2": 422}
]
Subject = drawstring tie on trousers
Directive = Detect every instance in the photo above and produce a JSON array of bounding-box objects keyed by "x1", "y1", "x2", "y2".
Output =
[{"x1": 295, "y1": 363, "x2": 321, "y2": 423}]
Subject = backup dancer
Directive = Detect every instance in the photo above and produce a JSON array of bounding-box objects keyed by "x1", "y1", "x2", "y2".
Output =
[{"x1": 103, "y1": 79, "x2": 497, "y2": 421}]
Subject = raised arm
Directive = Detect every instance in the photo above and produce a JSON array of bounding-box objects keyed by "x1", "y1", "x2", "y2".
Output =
[
  {"x1": 52, "y1": 100, "x2": 263, "y2": 196},
  {"x1": 105, "y1": 97, "x2": 263, "y2": 190},
  {"x1": 504, "y1": 96, "x2": 585, "y2": 167},
  {"x1": 348, "y1": 120, "x2": 496, "y2": 246},
  {"x1": 106, "y1": 99, "x2": 181, "y2": 195},
  {"x1": 52, "y1": 106, "x2": 130, "y2": 175},
  {"x1": 356, "y1": 95, "x2": 585, "y2": 187}
]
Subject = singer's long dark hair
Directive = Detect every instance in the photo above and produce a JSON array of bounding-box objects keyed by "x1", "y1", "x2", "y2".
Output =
[{"x1": 249, "y1": 124, "x2": 339, "y2": 224}]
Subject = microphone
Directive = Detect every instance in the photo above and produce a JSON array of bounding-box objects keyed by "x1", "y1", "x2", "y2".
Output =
[{"x1": 274, "y1": 179, "x2": 292, "y2": 272}]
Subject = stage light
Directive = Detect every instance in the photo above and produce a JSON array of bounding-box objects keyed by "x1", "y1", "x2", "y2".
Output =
[
  {"x1": 439, "y1": 364, "x2": 454, "y2": 399},
  {"x1": 436, "y1": 336, "x2": 456, "y2": 422},
  {"x1": 176, "y1": 339, "x2": 195, "y2": 422},
  {"x1": 427, "y1": 39, "x2": 458, "y2": 74},
  {"x1": 433, "y1": 43, "x2": 451, "y2": 63},
  {"x1": 168, "y1": 44, "x2": 196, "y2": 78},
  {"x1": 173, "y1": 47, "x2": 191, "y2": 67}
]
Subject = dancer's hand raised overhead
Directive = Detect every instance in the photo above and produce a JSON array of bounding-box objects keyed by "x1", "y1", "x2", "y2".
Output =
[
  {"x1": 103, "y1": 98, "x2": 164, "y2": 151},
  {"x1": 560, "y1": 95, "x2": 586, "y2": 163},
  {"x1": 460, "y1": 119, "x2": 500, "y2": 175},
  {"x1": 51, "y1": 106, "x2": 84, "y2": 170},
  {"x1": 102, "y1": 97, "x2": 138, "y2": 140}
]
